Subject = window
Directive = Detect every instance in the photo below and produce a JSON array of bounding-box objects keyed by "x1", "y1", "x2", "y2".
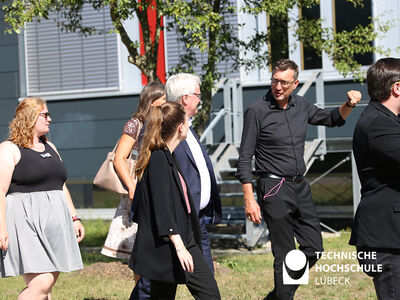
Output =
[
  {"x1": 24, "y1": 5, "x2": 119, "y2": 95},
  {"x1": 334, "y1": 0, "x2": 373, "y2": 66},
  {"x1": 301, "y1": 4, "x2": 322, "y2": 70},
  {"x1": 268, "y1": 14, "x2": 289, "y2": 65}
]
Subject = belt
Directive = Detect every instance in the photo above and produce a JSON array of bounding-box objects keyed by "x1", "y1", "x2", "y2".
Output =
[{"x1": 258, "y1": 172, "x2": 304, "y2": 183}]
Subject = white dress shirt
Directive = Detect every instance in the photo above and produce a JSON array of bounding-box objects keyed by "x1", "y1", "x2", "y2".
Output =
[{"x1": 186, "y1": 126, "x2": 211, "y2": 210}]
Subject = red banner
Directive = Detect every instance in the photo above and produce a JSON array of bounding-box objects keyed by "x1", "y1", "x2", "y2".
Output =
[{"x1": 139, "y1": 1, "x2": 166, "y2": 84}]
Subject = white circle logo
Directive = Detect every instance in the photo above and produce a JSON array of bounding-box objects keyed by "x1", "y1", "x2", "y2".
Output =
[{"x1": 285, "y1": 250, "x2": 307, "y2": 271}]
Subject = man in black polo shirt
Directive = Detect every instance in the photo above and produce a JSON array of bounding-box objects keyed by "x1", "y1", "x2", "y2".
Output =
[
  {"x1": 351, "y1": 57, "x2": 400, "y2": 300},
  {"x1": 236, "y1": 59, "x2": 361, "y2": 300}
]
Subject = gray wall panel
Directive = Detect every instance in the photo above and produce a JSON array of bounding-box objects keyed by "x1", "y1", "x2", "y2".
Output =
[
  {"x1": 0, "y1": 45, "x2": 18, "y2": 72},
  {"x1": 58, "y1": 148, "x2": 113, "y2": 181},
  {"x1": 47, "y1": 95, "x2": 139, "y2": 122},
  {"x1": 0, "y1": 15, "x2": 19, "y2": 142},
  {"x1": 45, "y1": 95, "x2": 140, "y2": 180},
  {"x1": 0, "y1": 72, "x2": 19, "y2": 99},
  {"x1": 49, "y1": 119, "x2": 130, "y2": 149},
  {"x1": 0, "y1": 98, "x2": 19, "y2": 121},
  {"x1": 0, "y1": 100, "x2": 17, "y2": 141},
  {"x1": 324, "y1": 81, "x2": 368, "y2": 104}
]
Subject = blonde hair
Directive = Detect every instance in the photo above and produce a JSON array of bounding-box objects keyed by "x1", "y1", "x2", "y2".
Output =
[
  {"x1": 9, "y1": 97, "x2": 47, "y2": 148},
  {"x1": 135, "y1": 102, "x2": 186, "y2": 180}
]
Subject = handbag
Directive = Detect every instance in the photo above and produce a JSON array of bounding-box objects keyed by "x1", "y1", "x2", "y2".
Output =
[{"x1": 93, "y1": 121, "x2": 142, "y2": 194}]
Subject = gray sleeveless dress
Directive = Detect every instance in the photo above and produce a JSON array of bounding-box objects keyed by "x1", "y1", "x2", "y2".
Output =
[{"x1": 1, "y1": 142, "x2": 83, "y2": 277}]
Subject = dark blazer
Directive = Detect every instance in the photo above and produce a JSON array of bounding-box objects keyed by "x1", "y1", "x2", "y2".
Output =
[
  {"x1": 174, "y1": 127, "x2": 222, "y2": 224},
  {"x1": 130, "y1": 149, "x2": 202, "y2": 283},
  {"x1": 350, "y1": 100, "x2": 400, "y2": 249}
]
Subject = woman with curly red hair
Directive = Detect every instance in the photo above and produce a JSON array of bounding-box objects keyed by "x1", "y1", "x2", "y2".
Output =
[{"x1": 0, "y1": 97, "x2": 84, "y2": 299}]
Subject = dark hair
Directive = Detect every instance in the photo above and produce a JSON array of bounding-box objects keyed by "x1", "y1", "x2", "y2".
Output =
[
  {"x1": 367, "y1": 58, "x2": 400, "y2": 102},
  {"x1": 272, "y1": 59, "x2": 299, "y2": 80},
  {"x1": 134, "y1": 82, "x2": 165, "y2": 123},
  {"x1": 135, "y1": 102, "x2": 186, "y2": 179}
]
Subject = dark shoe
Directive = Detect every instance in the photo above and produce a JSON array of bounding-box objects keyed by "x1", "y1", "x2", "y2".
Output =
[{"x1": 263, "y1": 290, "x2": 276, "y2": 300}]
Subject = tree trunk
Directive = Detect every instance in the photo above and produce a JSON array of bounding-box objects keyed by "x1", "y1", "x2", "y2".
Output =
[{"x1": 193, "y1": 0, "x2": 221, "y2": 137}]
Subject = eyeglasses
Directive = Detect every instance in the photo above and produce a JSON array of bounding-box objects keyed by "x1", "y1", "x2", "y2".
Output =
[
  {"x1": 39, "y1": 112, "x2": 51, "y2": 119},
  {"x1": 190, "y1": 93, "x2": 202, "y2": 100},
  {"x1": 271, "y1": 77, "x2": 296, "y2": 88}
]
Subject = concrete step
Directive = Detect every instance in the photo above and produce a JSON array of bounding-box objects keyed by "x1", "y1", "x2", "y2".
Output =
[
  {"x1": 316, "y1": 205, "x2": 353, "y2": 219},
  {"x1": 77, "y1": 208, "x2": 115, "y2": 220}
]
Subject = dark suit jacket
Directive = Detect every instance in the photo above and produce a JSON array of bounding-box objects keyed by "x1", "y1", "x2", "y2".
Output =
[
  {"x1": 174, "y1": 127, "x2": 222, "y2": 224},
  {"x1": 130, "y1": 149, "x2": 202, "y2": 283},
  {"x1": 350, "y1": 100, "x2": 400, "y2": 249}
]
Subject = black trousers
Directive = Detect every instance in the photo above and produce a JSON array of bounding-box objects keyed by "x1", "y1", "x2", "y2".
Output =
[
  {"x1": 357, "y1": 247, "x2": 400, "y2": 300},
  {"x1": 149, "y1": 241, "x2": 220, "y2": 300},
  {"x1": 129, "y1": 215, "x2": 215, "y2": 300},
  {"x1": 199, "y1": 214, "x2": 214, "y2": 274},
  {"x1": 257, "y1": 177, "x2": 323, "y2": 300}
]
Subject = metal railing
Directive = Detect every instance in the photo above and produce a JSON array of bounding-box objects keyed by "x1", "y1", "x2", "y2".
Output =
[{"x1": 200, "y1": 71, "x2": 326, "y2": 153}]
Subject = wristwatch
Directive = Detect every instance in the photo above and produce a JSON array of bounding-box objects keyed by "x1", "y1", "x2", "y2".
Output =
[{"x1": 345, "y1": 101, "x2": 356, "y2": 108}]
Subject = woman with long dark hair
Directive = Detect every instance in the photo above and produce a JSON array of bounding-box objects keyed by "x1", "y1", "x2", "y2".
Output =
[
  {"x1": 130, "y1": 102, "x2": 220, "y2": 299},
  {"x1": 101, "y1": 82, "x2": 166, "y2": 260}
]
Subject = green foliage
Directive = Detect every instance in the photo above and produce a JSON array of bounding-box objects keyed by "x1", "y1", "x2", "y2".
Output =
[
  {"x1": 80, "y1": 219, "x2": 110, "y2": 247},
  {"x1": 241, "y1": 0, "x2": 391, "y2": 81},
  {"x1": 0, "y1": 0, "x2": 392, "y2": 132},
  {"x1": 297, "y1": 16, "x2": 391, "y2": 81},
  {"x1": 166, "y1": 0, "x2": 239, "y2": 134},
  {"x1": 1, "y1": 0, "x2": 165, "y2": 82}
]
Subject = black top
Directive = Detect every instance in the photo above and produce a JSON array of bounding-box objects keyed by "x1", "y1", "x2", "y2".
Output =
[
  {"x1": 350, "y1": 101, "x2": 400, "y2": 249},
  {"x1": 236, "y1": 91, "x2": 345, "y2": 183},
  {"x1": 8, "y1": 142, "x2": 67, "y2": 194},
  {"x1": 130, "y1": 149, "x2": 202, "y2": 284}
]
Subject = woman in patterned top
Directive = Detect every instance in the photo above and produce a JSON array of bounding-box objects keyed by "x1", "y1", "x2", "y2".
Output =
[{"x1": 101, "y1": 82, "x2": 166, "y2": 261}]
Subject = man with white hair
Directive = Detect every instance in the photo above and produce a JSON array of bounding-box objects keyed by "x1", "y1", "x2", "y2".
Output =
[{"x1": 166, "y1": 73, "x2": 222, "y2": 273}]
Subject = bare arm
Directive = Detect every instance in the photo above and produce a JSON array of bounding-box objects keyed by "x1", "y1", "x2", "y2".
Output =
[
  {"x1": 242, "y1": 182, "x2": 262, "y2": 224},
  {"x1": 114, "y1": 134, "x2": 136, "y2": 200},
  {"x1": 339, "y1": 90, "x2": 362, "y2": 120},
  {"x1": 63, "y1": 183, "x2": 85, "y2": 242},
  {"x1": 0, "y1": 142, "x2": 20, "y2": 250},
  {"x1": 169, "y1": 234, "x2": 193, "y2": 273}
]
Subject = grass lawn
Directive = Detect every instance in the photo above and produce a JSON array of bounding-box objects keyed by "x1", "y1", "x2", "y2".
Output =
[{"x1": 0, "y1": 221, "x2": 376, "y2": 299}]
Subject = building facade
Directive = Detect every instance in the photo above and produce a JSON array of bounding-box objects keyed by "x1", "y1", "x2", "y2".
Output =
[{"x1": 0, "y1": 1, "x2": 399, "y2": 205}]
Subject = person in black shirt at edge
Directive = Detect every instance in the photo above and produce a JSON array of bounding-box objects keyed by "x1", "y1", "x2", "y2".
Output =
[
  {"x1": 350, "y1": 57, "x2": 400, "y2": 300},
  {"x1": 236, "y1": 59, "x2": 361, "y2": 300}
]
